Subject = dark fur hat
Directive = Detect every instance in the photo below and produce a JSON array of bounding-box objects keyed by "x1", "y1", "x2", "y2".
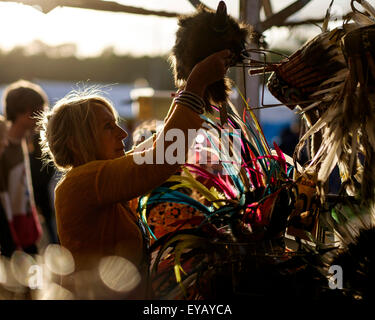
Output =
[{"x1": 170, "y1": 1, "x2": 250, "y2": 110}]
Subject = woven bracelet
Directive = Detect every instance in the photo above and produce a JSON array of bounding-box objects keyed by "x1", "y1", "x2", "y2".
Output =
[
  {"x1": 175, "y1": 97, "x2": 203, "y2": 114},
  {"x1": 180, "y1": 90, "x2": 205, "y2": 105},
  {"x1": 174, "y1": 90, "x2": 205, "y2": 114}
]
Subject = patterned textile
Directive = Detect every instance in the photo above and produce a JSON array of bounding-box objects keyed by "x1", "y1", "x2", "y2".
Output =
[{"x1": 148, "y1": 202, "x2": 202, "y2": 241}]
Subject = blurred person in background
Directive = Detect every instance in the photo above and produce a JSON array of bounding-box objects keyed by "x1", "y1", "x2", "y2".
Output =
[
  {"x1": 0, "y1": 116, "x2": 9, "y2": 155},
  {"x1": 29, "y1": 130, "x2": 59, "y2": 244},
  {"x1": 39, "y1": 49, "x2": 231, "y2": 299},
  {"x1": 0, "y1": 115, "x2": 16, "y2": 257},
  {"x1": 279, "y1": 119, "x2": 308, "y2": 165},
  {"x1": 0, "y1": 80, "x2": 46, "y2": 256}
]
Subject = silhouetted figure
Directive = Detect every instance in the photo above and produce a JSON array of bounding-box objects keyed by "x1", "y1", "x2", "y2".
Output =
[
  {"x1": 29, "y1": 132, "x2": 58, "y2": 243},
  {"x1": 0, "y1": 80, "x2": 46, "y2": 255},
  {"x1": 0, "y1": 115, "x2": 16, "y2": 257},
  {"x1": 279, "y1": 120, "x2": 308, "y2": 165}
]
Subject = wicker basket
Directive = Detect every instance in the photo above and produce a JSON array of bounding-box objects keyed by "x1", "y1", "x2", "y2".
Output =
[{"x1": 267, "y1": 29, "x2": 347, "y2": 110}]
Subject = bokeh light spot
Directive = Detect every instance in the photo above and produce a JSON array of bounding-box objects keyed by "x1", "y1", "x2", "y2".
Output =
[
  {"x1": 44, "y1": 244, "x2": 75, "y2": 276},
  {"x1": 98, "y1": 256, "x2": 141, "y2": 293}
]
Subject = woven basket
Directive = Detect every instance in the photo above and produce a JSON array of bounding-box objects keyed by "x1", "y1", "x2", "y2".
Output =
[{"x1": 267, "y1": 29, "x2": 347, "y2": 110}]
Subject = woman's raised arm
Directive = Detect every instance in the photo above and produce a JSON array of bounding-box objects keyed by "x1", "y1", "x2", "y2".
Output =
[{"x1": 95, "y1": 50, "x2": 232, "y2": 205}]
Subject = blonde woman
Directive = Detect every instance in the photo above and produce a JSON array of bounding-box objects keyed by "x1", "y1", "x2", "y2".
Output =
[{"x1": 39, "y1": 49, "x2": 231, "y2": 298}]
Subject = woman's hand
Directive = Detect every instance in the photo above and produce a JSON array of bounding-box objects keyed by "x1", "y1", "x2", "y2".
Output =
[{"x1": 185, "y1": 49, "x2": 232, "y2": 97}]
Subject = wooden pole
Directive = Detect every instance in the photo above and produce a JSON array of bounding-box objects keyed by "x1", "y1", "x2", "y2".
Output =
[
  {"x1": 0, "y1": 0, "x2": 179, "y2": 16},
  {"x1": 236, "y1": 0, "x2": 261, "y2": 117},
  {"x1": 262, "y1": 0, "x2": 273, "y2": 18},
  {"x1": 258, "y1": 0, "x2": 311, "y2": 31}
]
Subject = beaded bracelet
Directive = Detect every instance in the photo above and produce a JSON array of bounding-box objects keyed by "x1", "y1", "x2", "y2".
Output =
[{"x1": 174, "y1": 90, "x2": 205, "y2": 114}]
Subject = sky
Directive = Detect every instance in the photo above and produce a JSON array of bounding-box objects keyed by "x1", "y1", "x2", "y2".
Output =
[{"x1": 0, "y1": 0, "x2": 354, "y2": 57}]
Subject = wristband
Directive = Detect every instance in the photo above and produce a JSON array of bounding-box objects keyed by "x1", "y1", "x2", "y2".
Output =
[{"x1": 174, "y1": 90, "x2": 205, "y2": 114}]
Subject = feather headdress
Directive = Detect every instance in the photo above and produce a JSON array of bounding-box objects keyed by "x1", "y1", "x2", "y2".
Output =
[
  {"x1": 138, "y1": 102, "x2": 327, "y2": 299},
  {"x1": 265, "y1": 1, "x2": 375, "y2": 204}
]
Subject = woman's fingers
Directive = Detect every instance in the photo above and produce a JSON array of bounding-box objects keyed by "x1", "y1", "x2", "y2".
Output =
[
  {"x1": 205, "y1": 49, "x2": 231, "y2": 72},
  {"x1": 216, "y1": 49, "x2": 232, "y2": 61},
  {"x1": 197, "y1": 50, "x2": 232, "y2": 81},
  {"x1": 185, "y1": 49, "x2": 233, "y2": 96}
]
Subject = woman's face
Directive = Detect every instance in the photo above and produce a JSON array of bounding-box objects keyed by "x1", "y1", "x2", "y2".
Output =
[{"x1": 93, "y1": 103, "x2": 128, "y2": 160}]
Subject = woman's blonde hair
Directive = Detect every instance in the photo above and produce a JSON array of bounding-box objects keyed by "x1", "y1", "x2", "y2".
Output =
[{"x1": 38, "y1": 88, "x2": 118, "y2": 172}]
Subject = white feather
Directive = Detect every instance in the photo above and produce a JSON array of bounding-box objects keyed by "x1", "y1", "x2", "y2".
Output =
[
  {"x1": 310, "y1": 84, "x2": 343, "y2": 97},
  {"x1": 319, "y1": 70, "x2": 348, "y2": 87},
  {"x1": 318, "y1": 139, "x2": 341, "y2": 182},
  {"x1": 360, "y1": 0, "x2": 375, "y2": 19},
  {"x1": 351, "y1": 12, "x2": 375, "y2": 26}
]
